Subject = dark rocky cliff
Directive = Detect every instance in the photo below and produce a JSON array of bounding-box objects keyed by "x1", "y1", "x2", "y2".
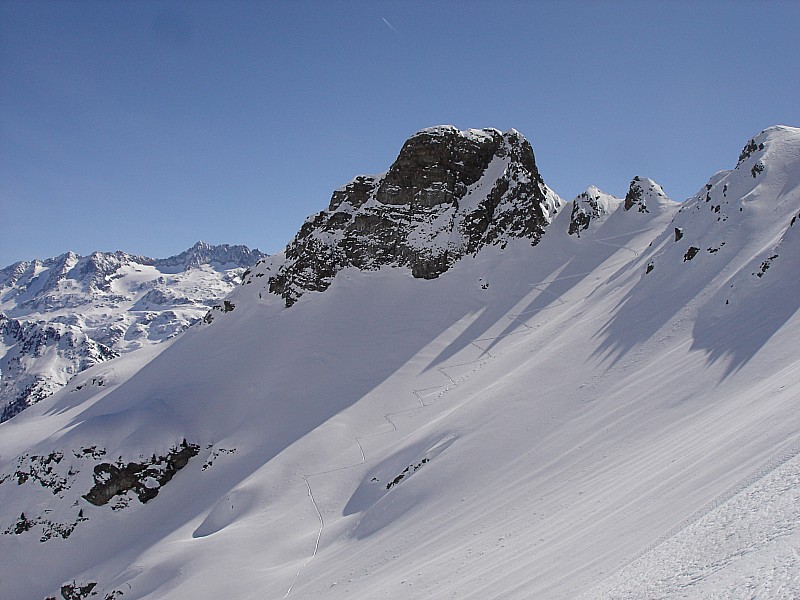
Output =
[{"x1": 258, "y1": 126, "x2": 562, "y2": 306}]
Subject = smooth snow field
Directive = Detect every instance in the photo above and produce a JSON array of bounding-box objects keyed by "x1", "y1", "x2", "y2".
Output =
[{"x1": 1, "y1": 126, "x2": 799, "y2": 599}]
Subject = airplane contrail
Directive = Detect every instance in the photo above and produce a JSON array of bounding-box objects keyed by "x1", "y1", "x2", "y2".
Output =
[{"x1": 382, "y1": 17, "x2": 397, "y2": 33}]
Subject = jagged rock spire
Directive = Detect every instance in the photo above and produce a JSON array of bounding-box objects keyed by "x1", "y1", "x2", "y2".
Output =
[{"x1": 264, "y1": 126, "x2": 562, "y2": 306}]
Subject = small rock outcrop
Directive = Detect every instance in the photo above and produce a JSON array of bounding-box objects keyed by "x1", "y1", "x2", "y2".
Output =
[
  {"x1": 624, "y1": 176, "x2": 671, "y2": 213},
  {"x1": 568, "y1": 186, "x2": 621, "y2": 236},
  {"x1": 259, "y1": 126, "x2": 562, "y2": 306},
  {"x1": 82, "y1": 440, "x2": 199, "y2": 507}
]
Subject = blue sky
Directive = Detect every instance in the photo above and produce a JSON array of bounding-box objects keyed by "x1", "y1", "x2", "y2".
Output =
[{"x1": 1, "y1": 0, "x2": 798, "y2": 266}]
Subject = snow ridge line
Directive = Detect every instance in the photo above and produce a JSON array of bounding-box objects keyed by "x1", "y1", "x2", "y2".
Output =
[
  {"x1": 581, "y1": 432, "x2": 800, "y2": 598},
  {"x1": 284, "y1": 232, "x2": 649, "y2": 596}
]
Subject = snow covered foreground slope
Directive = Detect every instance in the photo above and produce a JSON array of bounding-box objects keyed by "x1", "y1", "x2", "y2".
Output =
[{"x1": 1, "y1": 127, "x2": 800, "y2": 599}]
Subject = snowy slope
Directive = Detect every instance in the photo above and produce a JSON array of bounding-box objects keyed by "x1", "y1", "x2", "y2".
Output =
[
  {"x1": 1, "y1": 126, "x2": 799, "y2": 600},
  {"x1": 0, "y1": 242, "x2": 266, "y2": 421}
]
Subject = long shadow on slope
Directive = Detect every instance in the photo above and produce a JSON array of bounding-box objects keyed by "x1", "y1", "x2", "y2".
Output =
[
  {"x1": 480, "y1": 234, "x2": 644, "y2": 357},
  {"x1": 691, "y1": 248, "x2": 800, "y2": 377},
  {"x1": 424, "y1": 228, "x2": 648, "y2": 370},
  {"x1": 595, "y1": 226, "x2": 800, "y2": 373},
  {"x1": 590, "y1": 248, "x2": 707, "y2": 368},
  {"x1": 420, "y1": 278, "x2": 551, "y2": 371},
  {"x1": 12, "y1": 277, "x2": 502, "y2": 598}
]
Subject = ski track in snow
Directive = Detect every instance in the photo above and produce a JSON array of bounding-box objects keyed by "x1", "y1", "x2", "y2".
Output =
[
  {"x1": 284, "y1": 231, "x2": 647, "y2": 597},
  {"x1": 583, "y1": 429, "x2": 800, "y2": 599}
]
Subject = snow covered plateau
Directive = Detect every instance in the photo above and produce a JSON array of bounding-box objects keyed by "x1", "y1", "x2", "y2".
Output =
[{"x1": 1, "y1": 125, "x2": 799, "y2": 600}]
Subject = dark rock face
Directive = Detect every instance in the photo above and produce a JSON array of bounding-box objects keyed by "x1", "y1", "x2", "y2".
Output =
[
  {"x1": 375, "y1": 126, "x2": 504, "y2": 208},
  {"x1": 624, "y1": 176, "x2": 671, "y2": 213},
  {"x1": 569, "y1": 202, "x2": 592, "y2": 235},
  {"x1": 737, "y1": 138, "x2": 765, "y2": 166},
  {"x1": 56, "y1": 581, "x2": 96, "y2": 600},
  {"x1": 568, "y1": 187, "x2": 619, "y2": 237},
  {"x1": 684, "y1": 246, "x2": 700, "y2": 261},
  {"x1": 624, "y1": 177, "x2": 648, "y2": 212},
  {"x1": 202, "y1": 300, "x2": 235, "y2": 324},
  {"x1": 261, "y1": 126, "x2": 561, "y2": 306},
  {"x1": 82, "y1": 440, "x2": 199, "y2": 506}
]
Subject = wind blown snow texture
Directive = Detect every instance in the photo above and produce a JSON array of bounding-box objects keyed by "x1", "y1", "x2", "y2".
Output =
[{"x1": 0, "y1": 126, "x2": 799, "y2": 600}]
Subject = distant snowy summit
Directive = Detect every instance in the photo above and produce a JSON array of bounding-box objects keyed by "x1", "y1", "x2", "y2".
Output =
[{"x1": 0, "y1": 242, "x2": 266, "y2": 421}]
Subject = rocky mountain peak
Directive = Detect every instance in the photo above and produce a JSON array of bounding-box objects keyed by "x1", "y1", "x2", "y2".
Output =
[
  {"x1": 663, "y1": 126, "x2": 800, "y2": 265},
  {"x1": 373, "y1": 127, "x2": 539, "y2": 209},
  {"x1": 260, "y1": 126, "x2": 561, "y2": 306},
  {"x1": 154, "y1": 241, "x2": 266, "y2": 271},
  {"x1": 623, "y1": 176, "x2": 672, "y2": 213},
  {"x1": 734, "y1": 125, "x2": 799, "y2": 179},
  {"x1": 568, "y1": 186, "x2": 621, "y2": 236}
]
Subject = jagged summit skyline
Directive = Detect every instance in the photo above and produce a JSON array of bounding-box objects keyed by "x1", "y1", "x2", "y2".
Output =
[
  {"x1": 0, "y1": 240, "x2": 266, "y2": 422},
  {"x1": 2, "y1": 2, "x2": 798, "y2": 268}
]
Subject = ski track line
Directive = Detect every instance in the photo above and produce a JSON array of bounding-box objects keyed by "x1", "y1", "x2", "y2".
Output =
[
  {"x1": 581, "y1": 431, "x2": 800, "y2": 598},
  {"x1": 283, "y1": 234, "x2": 647, "y2": 597}
]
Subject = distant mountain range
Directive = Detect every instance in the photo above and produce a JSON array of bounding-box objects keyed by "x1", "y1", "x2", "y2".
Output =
[
  {"x1": 1, "y1": 125, "x2": 799, "y2": 600},
  {"x1": 0, "y1": 242, "x2": 266, "y2": 421}
]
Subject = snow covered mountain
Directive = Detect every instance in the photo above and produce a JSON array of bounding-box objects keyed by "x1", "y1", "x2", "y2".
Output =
[
  {"x1": 1, "y1": 126, "x2": 799, "y2": 600},
  {"x1": 0, "y1": 242, "x2": 266, "y2": 422},
  {"x1": 261, "y1": 126, "x2": 561, "y2": 306}
]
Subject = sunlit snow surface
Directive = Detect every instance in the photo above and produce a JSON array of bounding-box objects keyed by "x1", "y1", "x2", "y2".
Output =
[{"x1": 1, "y1": 127, "x2": 799, "y2": 599}]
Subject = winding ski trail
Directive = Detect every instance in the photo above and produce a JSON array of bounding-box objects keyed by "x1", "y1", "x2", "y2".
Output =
[{"x1": 283, "y1": 231, "x2": 648, "y2": 597}]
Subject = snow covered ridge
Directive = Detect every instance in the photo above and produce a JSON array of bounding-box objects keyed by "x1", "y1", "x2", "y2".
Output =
[
  {"x1": 0, "y1": 242, "x2": 266, "y2": 422},
  {"x1": 249, "y1": 126, "x2": 562, "y2": 306},
  {"x1": 1, "y1": 125, "x2": 800, "y2": 600}
]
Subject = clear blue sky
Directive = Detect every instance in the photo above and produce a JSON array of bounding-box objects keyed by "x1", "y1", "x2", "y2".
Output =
[{"x1": 1, "y1": 0, "x2": 798, "y2": 266}]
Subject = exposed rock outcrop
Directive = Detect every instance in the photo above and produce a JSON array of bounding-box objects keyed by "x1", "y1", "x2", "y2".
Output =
[
  {"x1": 258, "y1": 126, "x2": 562, "y2": 306},
  {"x1": 568, "y1": 186, "x2": 621, "y2": 236},
  {"x1": 82, "y1": 440, "x2": 200, "y2": 507},
  {"x1": 623, "y1": 176, "x2": 671, "y2": 213}
]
